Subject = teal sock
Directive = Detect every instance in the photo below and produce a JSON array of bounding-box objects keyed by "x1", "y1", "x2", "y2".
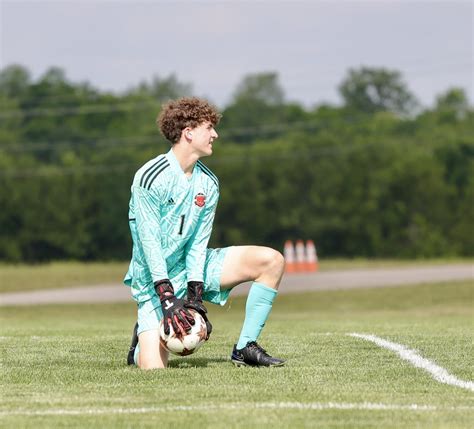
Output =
[{"x1": 236, "y1": 282, "x2": 277, "y2": 350}]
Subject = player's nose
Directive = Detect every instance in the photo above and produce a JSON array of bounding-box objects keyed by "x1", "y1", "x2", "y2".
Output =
[{"x1": 211, "y1": 129, "x2": 218, "y2": 139}]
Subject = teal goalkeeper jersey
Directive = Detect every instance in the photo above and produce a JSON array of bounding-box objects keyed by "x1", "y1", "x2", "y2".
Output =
[{"x1": 124, "y1": 149, "x2": 219, "y2": 302}]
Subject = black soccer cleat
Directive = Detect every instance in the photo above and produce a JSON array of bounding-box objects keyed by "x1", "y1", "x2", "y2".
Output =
[
  {"x1": 126, "y1": 322, "x2": 139, "y2": 366},
  {"x1": 231, "y1": 341, "x2": 285, "y2": 367}
]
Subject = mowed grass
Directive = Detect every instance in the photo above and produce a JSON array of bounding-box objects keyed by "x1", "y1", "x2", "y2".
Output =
[
  {"x1": 0, "y1": 261, "x2": 129, "y2": 293},
  {"x1": 1, "y1": 258, "x2": 472, "y2": 293},
  {"x1": 1, "y1": 281, "x2": 473, "y2": 428}
]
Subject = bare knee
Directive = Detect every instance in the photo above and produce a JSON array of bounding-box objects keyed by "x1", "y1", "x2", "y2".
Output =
[
  {"x1": 262, "y1": 247, "x2": 285, "y2": 273},
  {"x1": 255, "y1": 247, "x2": 285, "y2": 288},
  {"x1": 220, "y1": 245, "x2": 285, "y2": 289}
]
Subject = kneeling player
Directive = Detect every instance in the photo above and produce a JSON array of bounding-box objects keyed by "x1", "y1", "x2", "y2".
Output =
[{"x1": 124, "y1": 97, "x2": 285, "y2": 369}]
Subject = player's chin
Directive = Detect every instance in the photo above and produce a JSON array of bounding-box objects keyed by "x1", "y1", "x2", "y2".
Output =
[{"x1": 198, "y1": 145, "x2": 213, "y2": 158}]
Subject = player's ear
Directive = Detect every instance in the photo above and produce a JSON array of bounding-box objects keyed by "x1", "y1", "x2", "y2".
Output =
[{"x1": 184, "y1": 128, "x2": 193, "y2": 140}]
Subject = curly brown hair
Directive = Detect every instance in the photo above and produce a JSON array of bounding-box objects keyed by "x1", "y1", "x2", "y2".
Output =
[{"x1": 157, "y1": 97, "x2": 222, "y2": 144}]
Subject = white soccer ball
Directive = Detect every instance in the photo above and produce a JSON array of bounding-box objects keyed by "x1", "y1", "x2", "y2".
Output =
[{"x1": 159, "y1": 309, "x2": 208, "y2": 356}]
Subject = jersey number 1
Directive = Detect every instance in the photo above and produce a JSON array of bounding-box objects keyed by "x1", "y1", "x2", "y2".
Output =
[{"x1": 178, "y1": 215, "x2": 185, "y2": 235}]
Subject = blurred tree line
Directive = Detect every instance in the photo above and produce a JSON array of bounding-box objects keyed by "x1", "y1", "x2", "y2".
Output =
[{"x1": 0, "y1": 64, "x2": 472, "y2": 262}]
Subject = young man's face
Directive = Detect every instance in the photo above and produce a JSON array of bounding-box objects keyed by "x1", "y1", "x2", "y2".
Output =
[{"x1": 188, "y1": 121, "x2": 219, "y2": 157}]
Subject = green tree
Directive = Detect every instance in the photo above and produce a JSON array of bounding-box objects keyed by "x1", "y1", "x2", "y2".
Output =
[
  {"x1": 127, "y1": 73, "x2": 193, "y2": 102},
  {"x1": 219, "y1": 72, "x2": 308, "y2": 143},
  {"x1": 0, "y1": 64, "x2": 31, "y2": 98},
  {"x1": 1, "y1": 63, "x2": 473, "y2": 262},
  {"x1": 232, "y1": 72, "x2": 284, "y2": 105},
  {"x1": 434, "y1": 87, "x2": 470, "y2": 122},
  {"x1": 339, "y1": 67, "x2": 418, "y2": 115}
]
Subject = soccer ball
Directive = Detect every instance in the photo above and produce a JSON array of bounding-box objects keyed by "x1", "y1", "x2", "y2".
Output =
[{"x1": 159, "y1": 309, "x2": 208, "y2": 356}]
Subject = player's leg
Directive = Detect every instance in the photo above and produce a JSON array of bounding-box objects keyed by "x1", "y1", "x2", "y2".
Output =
[
  {"x1": 219, "y1": 246, "x2": 286, "y2": 367},
  {"x1": 220, "y1": 245, "x2": 285, "y2": 290},
  {"x1": 136, "y1": 330, "x2": 169, "y2": 370},
  {"x1": 127, "y1": 297, "x2": 169, "y2": 370}
]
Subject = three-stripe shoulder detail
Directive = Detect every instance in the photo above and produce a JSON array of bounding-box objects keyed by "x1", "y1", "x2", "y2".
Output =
[
  {"x1": 140, "y1": 157, "x2": 170, "y2": 190},
  {"x1": 197, "y1": 161, "x2": 219, "y2": 188}
]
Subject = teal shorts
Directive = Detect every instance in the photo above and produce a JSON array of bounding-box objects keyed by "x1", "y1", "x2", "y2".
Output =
[{"x1": 136, "y1": 247, "x2": 232, "y2": 336}]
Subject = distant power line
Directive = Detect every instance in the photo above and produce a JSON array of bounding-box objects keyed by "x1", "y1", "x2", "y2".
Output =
[
  {"x1": 0, "y1": 120, "x2": 325, "y2": 153},
  {"x1": 0, "y1": 140, "x2": 435, "y2": 179},
  {"x1": 0, "y1": 135, "x2": 163, "y2": 152},
  {"x1": 2, "y1": 115, "x2": 472, "y2": 155},
  {"x1": 0, "y1": 163, "x2": 137, "y2": 178},
  {"x1": 0, "y1": 101, "x2": 160, "y2": 119}
]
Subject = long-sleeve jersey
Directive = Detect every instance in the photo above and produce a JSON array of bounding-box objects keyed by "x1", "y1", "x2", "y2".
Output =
[{"x1": 124, "y1": 148, "x2": 219, "y2": 302}]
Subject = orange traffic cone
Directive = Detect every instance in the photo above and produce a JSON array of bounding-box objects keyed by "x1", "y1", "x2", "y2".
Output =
[
  {"x1": 284, "y1": 240, "x2": 296, "y2": 273},
  {"x1": 305, "y1": 240, "x2": 319, "y2": 272},
  {"x1": 295, "y1": 239, "x2": 306, "y2": 272}
]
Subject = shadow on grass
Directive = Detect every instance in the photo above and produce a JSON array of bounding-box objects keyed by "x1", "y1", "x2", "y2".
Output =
[{"x1": 168, "y1": 356, "x2": 229, "y2": 368}]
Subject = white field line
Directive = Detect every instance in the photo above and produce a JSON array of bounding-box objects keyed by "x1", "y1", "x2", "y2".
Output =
[
  {"x1": 1, "y1": 402, "x2": 472, "y2": 416},
  {"x1": 349, "y1": 333, "x2": 474, "y2": 392}
]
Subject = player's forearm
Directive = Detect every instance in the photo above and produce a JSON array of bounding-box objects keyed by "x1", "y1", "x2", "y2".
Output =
[
  {"x1": 136, "y1": 222, "x2": 168, "y2": 281},
  {"x1": 185, "y1": 209, "x2": 215, "y2": 281},
  {"x1": 185, "y1": 246, "x2": 207, "y2": 283},
  {"x1": 134, "y1": 186, "x2": 169, "y2": 281}
]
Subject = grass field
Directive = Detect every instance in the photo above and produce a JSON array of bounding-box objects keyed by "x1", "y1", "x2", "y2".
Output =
[
  {"x1": 1, "y1": 258, "x2": 472, "y2": 293},
  {"x1": 1, "y1": 280, "x2": 473, "y2": 428}
]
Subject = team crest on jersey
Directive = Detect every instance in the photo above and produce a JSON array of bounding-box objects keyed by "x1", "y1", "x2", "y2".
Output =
[{"x1": 194, "y1": 193, "x2": 206, "y2": 207}]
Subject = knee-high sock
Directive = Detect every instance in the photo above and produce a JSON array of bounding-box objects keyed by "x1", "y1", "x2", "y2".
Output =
[{"x1": 236, "y1": 282, "x2": 277, "y2": 349}]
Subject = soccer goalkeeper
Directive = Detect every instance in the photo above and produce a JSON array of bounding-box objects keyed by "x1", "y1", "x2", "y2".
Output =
[{"x1": 124, "y1": 97, "x2": 285, "y2": 369}]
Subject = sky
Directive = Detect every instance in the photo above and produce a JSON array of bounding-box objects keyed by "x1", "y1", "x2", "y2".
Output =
[{"x1": 0, "y1": 0, "x2": 472, "y2": 108}]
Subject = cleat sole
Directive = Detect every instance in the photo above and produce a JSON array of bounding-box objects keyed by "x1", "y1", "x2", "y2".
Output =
[
  {"x1": 231, "y1": 358, "x2": 285, "y2": 367},
  {"x1": 231, "y1": 359, "x2": 249, "y2": 367}
]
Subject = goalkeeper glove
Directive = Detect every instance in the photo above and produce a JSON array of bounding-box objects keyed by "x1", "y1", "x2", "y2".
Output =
[
  {"x1": 154, "y1": 279, "x2": 195, "y2": 336},
  {"x1": 185, "y1": 281, "x2": 213, "y2": 340}
]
